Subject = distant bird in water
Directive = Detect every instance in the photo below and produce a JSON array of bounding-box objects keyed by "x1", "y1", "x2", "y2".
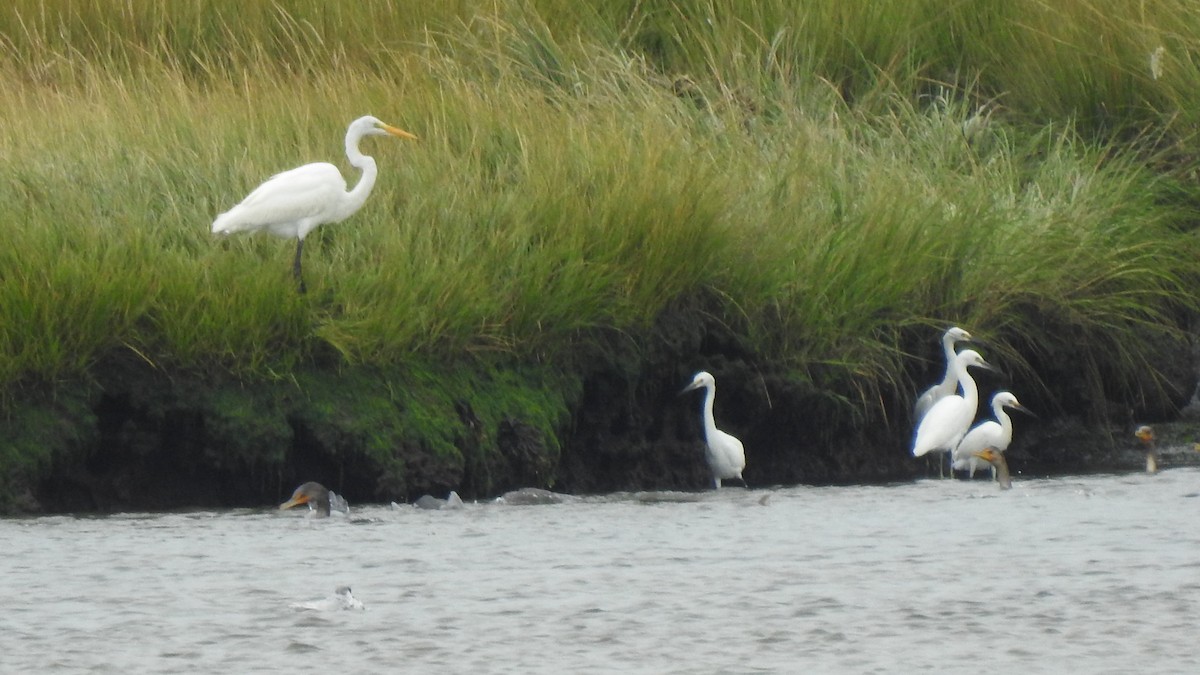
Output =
[
  {"x1": 912, "y1": 349, "x2": 996, "y2": 478},
  {"x1": 913, "y1": 326, "x2": 972, "y2": 425},
  {"x1": 290, "y1": 586, "x2": 365, "y2": 611},
  {"x1": 970, "y1": 448, "x2": 1012, "y2": 490},
  {"x1": 952, "y1": 391, "x2": 1032, "y2": 478},
  {"x1": 212, "y1": 115, "x2": 417, "y2": 293},
  {"x1": 682, "y1": 371, "x2": 747, "y2": 489},
  {"x1": 1135, "y1": 425, "x2": 1159, "y2": 474},
  {"x1": 279, "y1": 481, "x2": 349, "y2": 517}
]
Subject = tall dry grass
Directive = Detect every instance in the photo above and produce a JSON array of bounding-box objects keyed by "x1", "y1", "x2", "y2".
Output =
[{"x1": 1, "y1": 0, "x2": 1198, "y2": 420}]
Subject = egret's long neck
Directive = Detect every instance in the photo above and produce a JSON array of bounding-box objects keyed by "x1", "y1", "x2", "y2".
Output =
[
  {"x1": 701, "y1": 383, "x2": 718, "y2": 441},
  {"x1": 995, "y1": 404, "x2": 1013, "y2": 440},
  {"x1": 341, "y1": 130, "x2": 379, "y2": 219},
  {"x1": 934, "y1": 335, "x2": 959, "y2": 393},
  {"x1": 956, "y1": 362, "x2": 980, "y2": 409}
]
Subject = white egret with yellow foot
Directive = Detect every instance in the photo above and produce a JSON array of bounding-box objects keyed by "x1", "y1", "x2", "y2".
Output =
[
  {"x1": 912, "y1": 349, "x2": 996, "y2": 477},
  {"x1": 952, "y1": 391, "x2": 1032, "y2": 478}
]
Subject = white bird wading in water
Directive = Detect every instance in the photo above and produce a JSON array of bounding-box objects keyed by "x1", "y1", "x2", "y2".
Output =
[
  {"x1": 952, "y1": 391, "x2": 1032, "y2": 478},
  {"x1": 913, "y1": 326, "x2": 972, "y2": 425},
  {"x1": 912, "y1": 349, "x2": 996, "y2": 477},
  {"x1": 212, "y1": 115, "x2": 417, "y2": 293},
  {"x1": 682, "y1": 371, "x2": 747, "y2": 489}
]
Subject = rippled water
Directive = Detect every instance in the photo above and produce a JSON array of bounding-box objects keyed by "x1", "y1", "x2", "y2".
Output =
[{"x1": 5, "y1": 469, "x2": 1200, "y2": 674}]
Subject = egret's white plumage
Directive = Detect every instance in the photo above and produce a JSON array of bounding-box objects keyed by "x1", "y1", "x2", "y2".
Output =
[
  {"x1": 912, "y1": 349, "x2": 994, "y2": 475},
  {"x1": 682, "y1": 371, "x2": 747, "y2": 489},
  {"x1": 952, "y1": 391, "x2": 1030, "y2": 477},
  {"x1": 212, "y1": 115, "x2": 416, "y2": 292},
  {"x1": 913, "y1": 326, "x2": 972, "y2": 424}
]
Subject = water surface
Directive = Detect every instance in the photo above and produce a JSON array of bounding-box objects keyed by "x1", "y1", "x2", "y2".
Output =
[{"x1": 4, "y1": 469, "x2": 1199, "y2": 673}]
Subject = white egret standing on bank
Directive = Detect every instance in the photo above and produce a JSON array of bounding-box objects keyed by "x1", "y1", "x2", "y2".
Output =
[
  {"x1": 913, "y1": 326, "x2": 972, "y2": 424},
  {"x1": 912, "y1": 349, "x2": 995, "y2": 477},
  {"x1": 682, "y1": 371, "x2": 747, "y2": 489},
  {"x1": 952, "y1": 391, "x2": 1032, "y2": 478},
  {"x1": 1135, "y1": 425, "x2": 1159, "y2": 474},
  {"x1": 212, "y1": 115, "x2": 417, "y2": 293}
]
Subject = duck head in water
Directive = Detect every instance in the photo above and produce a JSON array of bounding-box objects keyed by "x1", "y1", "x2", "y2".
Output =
[{"x1": 279, "y1": 481, "x2": 332, "y2": 517}]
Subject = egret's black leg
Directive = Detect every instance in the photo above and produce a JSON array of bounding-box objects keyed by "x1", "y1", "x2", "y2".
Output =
[{"x1": 293, "y1": 239, "x2": 306, "y2": 294}]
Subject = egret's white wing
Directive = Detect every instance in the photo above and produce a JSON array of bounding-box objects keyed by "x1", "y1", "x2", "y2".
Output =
[{"x1": 213, "y1": 162, "x2": 347, "y2": 236}]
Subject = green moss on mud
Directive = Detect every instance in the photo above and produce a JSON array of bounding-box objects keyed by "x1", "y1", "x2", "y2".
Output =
[
  {"x1": 0, "y1": 355, "x2": 579, "y2": 512},
  {"x1": 0, "y1": 390, "x2": 96, "y2": 512}
]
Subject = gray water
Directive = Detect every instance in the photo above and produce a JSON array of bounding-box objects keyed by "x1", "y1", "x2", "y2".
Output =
[{"x1": 4, "y1": 469, "x2": 1200, "y2": 674}]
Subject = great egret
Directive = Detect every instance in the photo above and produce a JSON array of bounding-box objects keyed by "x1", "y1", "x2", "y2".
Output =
[
  {"x1": 682, "y1": 371, "x2": 747, "y2": 489},
  {"x1": 212, "y1": 115, "x2": 417, "y2": 293},
  {"x1": 279, "y1": 481, "x2": 349, "y2": 517},
  {"x1": 912, "y1": 349, "x2": 995, "y2": 477},
  {"x1": 913, "y1": 326, "x2": 972, "y2": 424},
  {"x1": 1135, "y1": 425, "x2": 1159, "y2": 474},
  {"x1": 970, "y1": 448, "x2": 1012, "y2": 490},
  {"x1": 952, "y1": 391, "x2": 1031, "y2": 478}
]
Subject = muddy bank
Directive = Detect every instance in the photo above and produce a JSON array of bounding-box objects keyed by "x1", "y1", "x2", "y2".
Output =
[{"x1": 2, "y1": 312, "x2": 1197, "y2": 514}]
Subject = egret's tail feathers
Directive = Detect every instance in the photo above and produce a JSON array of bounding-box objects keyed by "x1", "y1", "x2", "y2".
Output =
[
  {"x1": 211, "y1": 208, "x2": 254, "y2": 235},
  {"x1": 212, "y1": 211, "x2": 235, "y2": 234}
]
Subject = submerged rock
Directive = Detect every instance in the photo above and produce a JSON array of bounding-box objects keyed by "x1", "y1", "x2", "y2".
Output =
[
  {"x1": 413, "y1": 491, "x2": 466, "y2": 510},
  {"x1": 495, "y1": 487, "x2": 575, "y2": 506}
]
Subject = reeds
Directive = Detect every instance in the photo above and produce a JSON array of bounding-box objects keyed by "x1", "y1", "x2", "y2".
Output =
[{"x1": 2, "y1": 0, "x2": 1198, "y2": 421}]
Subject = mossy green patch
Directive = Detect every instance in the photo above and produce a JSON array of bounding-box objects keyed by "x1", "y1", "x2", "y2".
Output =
[{"x1": 0, "y1": 387, "x2": 97, "y2": 512}]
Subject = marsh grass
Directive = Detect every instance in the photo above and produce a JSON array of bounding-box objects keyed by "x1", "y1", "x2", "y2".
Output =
[{"x1": 2, "y1": 0, "x2": 1199, "y2": 425}]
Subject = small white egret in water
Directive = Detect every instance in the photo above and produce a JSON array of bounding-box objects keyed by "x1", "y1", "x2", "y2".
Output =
[
  {"x1": 913, "y1": 326, "x2": 972, "y2": 424},
  {"x1": 1135, "y1": 425, "x2": 1159, "y2": 474},
  {"x1": 970, "y1": 448, "x2": 1012, "y2": 490},
  {"x1": 912, "y1": 349, "x2": 995, "y2": 477},
  {"x1": 682, "y1": 371, "x2": 747, "y2": 489},
  {"x1": 952, "y1": 391, "x2": 1031, "y2": 478},
  {"x1": 212, "y1": 115, "x2": 417, "y2": 293}
]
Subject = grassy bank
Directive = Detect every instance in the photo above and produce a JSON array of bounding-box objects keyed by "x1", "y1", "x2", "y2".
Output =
[{"x1": 3, "y1": 1, "x2": 1200, "y2": 500}]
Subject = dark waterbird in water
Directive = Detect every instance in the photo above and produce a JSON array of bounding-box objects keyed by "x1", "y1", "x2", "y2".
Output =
[
  {"x1": 970, "y1": 448, "x2": 1012, "y2": 490},
  {"x1": 279, "y1": 482, "x2": 339, "y2": 517},
  {"x1": 1135, "y1": 425, "x2": 1159, "y2": 475}
]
